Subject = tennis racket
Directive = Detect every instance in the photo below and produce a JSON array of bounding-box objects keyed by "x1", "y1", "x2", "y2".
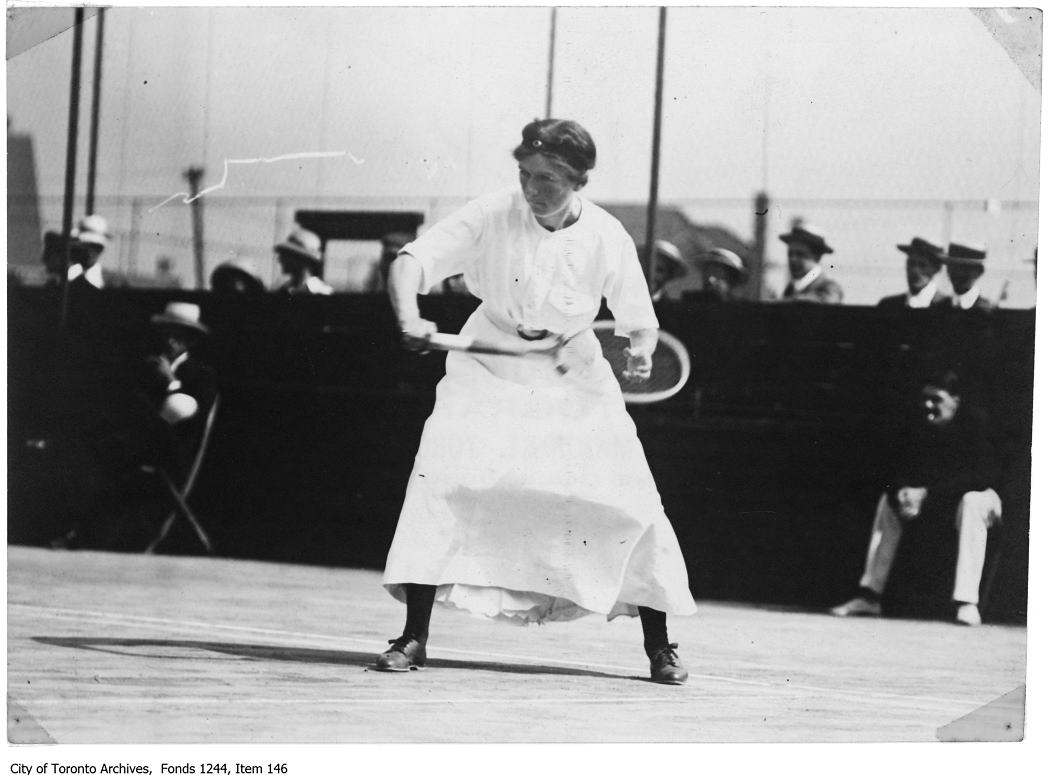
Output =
[
  {"x1": 412, "y1": 321, "x2": 691, "y2": 404},
  {"x1": 590, "y1": 320, "x2": 691, "y2": 404}
]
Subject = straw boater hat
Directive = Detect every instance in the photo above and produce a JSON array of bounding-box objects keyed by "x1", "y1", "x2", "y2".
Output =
[
  {"x1": 897, "y1": 237, "x2": 945, "y2": 264},
  {"x1": 702, "y1": 248, "x2": 747, "y2": 283},
  {"x1": 210, "y1": 258, "x2": 266, "y2": 293},
  {"x1": 944, "y1": 241, "x2": 988, "y2": 266},
  {"x1": 71, "y1": 214, "x2": 111, "y2": 248},
  {"x1": 653, "y1": 239, "x2": 689, "y2": 279},
  {"x1": 150, "y1": 302, "x2": 210, "y2": 337},
  {"x1": 779, "y1": 222, "x2": 834, "y2": 256},
  {"x1": 274, "y1": 227, "x2": 323, "y2": 266}
]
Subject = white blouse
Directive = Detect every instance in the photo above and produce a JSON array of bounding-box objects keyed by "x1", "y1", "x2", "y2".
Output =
[{"x1": 404, "y1": 186, "x2": 658, "y2": 337}]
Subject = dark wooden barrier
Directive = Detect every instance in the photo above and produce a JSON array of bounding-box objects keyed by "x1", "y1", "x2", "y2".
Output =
[{"x1": 7, "y1": 287, "x2": 1033, "y2": 622}]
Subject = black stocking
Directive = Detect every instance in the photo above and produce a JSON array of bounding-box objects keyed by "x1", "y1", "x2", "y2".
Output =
[
  {"x1": 639, "y1": 606, "x2": 669, "y2": 654},
  {"x1": 402, "y1": 583, "x2": 437, "y2": 644}
]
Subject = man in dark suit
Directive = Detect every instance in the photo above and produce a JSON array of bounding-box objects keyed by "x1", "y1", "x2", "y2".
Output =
[
  {"x1": 877, "y1": 237, "x2": 952, "y2": 309},
  {"x1": 830, "y1": 370, "x2": 1002, "y2": 626},
  {"x1": 779, "y1": 222, "x2": 843, "y2": 303},
  {"x1": 139, "y1": 302, "x2": 219, "y2": 476},
  {"x1": 274, "y1": 227, "x2": 334, "y2": 295},
  {"x1": 53, "y1": 302, "x2": 218, "y2": 550},
  {"x1": 944, "y1": 242, "x2": 995, "y2": 311}
]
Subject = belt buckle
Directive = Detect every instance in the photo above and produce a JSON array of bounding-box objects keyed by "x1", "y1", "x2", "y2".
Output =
[{"x1": 516, "y1": 324, "x2": 550, "y2": 341}]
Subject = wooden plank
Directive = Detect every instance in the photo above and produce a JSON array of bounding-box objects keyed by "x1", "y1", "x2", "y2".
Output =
[{"x1": 7, "y1": 546, "x2": 1026, "y2": 744}]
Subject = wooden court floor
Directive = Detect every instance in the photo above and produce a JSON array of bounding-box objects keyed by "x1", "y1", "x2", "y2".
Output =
[{"x1": 6, "y1": 545, "x2": 1027, "y2": 744}]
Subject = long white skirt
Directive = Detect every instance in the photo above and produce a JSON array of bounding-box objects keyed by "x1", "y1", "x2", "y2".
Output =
[{"x1": 382, "y1": 306, "x2": 697, "y2": 624}]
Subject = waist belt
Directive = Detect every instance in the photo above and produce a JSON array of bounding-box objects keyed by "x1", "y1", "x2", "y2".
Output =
[{"x1": 483, "y1": 308, "x2": 551, "y2": 341}]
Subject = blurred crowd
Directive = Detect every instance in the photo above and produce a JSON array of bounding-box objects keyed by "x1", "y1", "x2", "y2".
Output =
[{"x1": 17, "y1": 211, "x2": 1036, "y2": 310}]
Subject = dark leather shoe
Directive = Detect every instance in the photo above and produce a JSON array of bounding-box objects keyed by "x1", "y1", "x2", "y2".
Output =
[
  {"x1": 375, "y1": 636, "x2": 427, "y2": 671},
  {"x1": 648, "y1": 643, "x2": 688, "y2": 684}
]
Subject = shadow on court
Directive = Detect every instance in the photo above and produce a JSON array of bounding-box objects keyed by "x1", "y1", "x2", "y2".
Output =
[{"x1": 32, "y1": 636, "x2": 638, "y2": 681}]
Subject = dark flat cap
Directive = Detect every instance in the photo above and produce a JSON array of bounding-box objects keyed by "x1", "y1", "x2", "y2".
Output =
[
  {"x1": 897, "y1": 237, "x2": 945, "y2": 262},
  {"x1": 945, "y1": 242, "x2": 987, "y2": 264},
  {"x1": 779, "y1": 222, "x2": 833, "y2": 255}
]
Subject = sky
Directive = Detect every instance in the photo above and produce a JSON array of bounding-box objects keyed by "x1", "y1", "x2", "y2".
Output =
[{"x1": 3, "y1": 3, "x2": 1042, "y2": 302}]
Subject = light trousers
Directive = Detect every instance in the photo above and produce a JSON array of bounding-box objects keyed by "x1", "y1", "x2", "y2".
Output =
[{"x1": 859, "y1": 489, "x2": 1003, "y2": 604}]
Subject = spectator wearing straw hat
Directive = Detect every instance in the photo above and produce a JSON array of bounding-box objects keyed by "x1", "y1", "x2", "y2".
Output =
[
  {"x1": 139, "y1": 302, "x2": 217, "y2": 471},
  {"x1": 211, "y1": 258, "x2": 266, "y2": 295},
  {"x1": 65, "y1": 214, "x2": 112, "y2": 289},
  {"x1": 877, "y1": 237, "x2": 951, "y2": 309},
  {"x1": 53, "y1": 302, "x2": 216, "y2": 550},
  {"x1": 274, "y1": 227, "x2": 333, "y2": 295},
  {"x1": 649, "y1": 239, "x2": 689, "y2": 303},
  {"x1": 779, "y1": 222, "x2": 843, "y2": 304},
  {"x1": 944, "y1": 242, "x2": 994, "y2": 312},
  {"x1": 696, "y1": 248, "x2": 747, "y2": 302}
]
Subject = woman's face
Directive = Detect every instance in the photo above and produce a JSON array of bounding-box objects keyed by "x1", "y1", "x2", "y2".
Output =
[{"x1": 518, "y1": 154, "x2": 580, "y2": 218}]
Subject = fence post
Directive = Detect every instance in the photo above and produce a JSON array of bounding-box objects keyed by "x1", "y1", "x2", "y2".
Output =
[
  {"x1": 750, "y1": 191, "x2": 770, "y2": 301},
  {"x1": 942, "y1": 200, "x2": 954, "y2": 249},
  {"x1": 185, "y1": 166, "x2": 206, "y2": 289},
  {"x1": 59, "y1": 7, "x2": 85, "y2": 334},
  {"x1": 128, "y1": 197, "x2": 142, "y2": 277}
]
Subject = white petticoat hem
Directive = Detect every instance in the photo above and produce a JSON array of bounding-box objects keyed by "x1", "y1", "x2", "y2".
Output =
[{"x1": 384, "y1": 582, "x2": 652, "y2": 625}]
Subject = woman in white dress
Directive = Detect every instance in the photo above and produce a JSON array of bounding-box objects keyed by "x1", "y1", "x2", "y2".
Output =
[{"x1": 379, "y1": 119, "x2": 696, "y2": 683}]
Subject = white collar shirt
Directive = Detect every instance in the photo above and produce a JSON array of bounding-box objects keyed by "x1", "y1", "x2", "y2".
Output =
[
  {"x1": 281, "y1": 275, "x2": 334, "y2": 295},
  {"x1": 67, "y1": 263, "x2": 104, "y2": 289},
  {"x1": 789, "y1": 265, "x2": 823, "y2": 294},
  {"x1": 954, "y1": 285, "x2": 982, "y2": 310},
  {"x1": 303, "y1": 276, "x2": 334, "y2": 295},
  {"x1": 170, "y1": 351, "x2": 190, "y2": 373},
  {"x1": 907, "y1": 280, "x2": 940, "y2": 309}
]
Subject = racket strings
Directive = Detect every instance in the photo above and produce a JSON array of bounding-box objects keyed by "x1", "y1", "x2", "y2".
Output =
[{"x1": 592, "y1": 326, "x2": 689, "y2": 400}]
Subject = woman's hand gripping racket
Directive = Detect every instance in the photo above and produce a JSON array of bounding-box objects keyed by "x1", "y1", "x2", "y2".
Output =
[
  {"x1": 590, "y1": 320, "x2": 691, "y2": 404},
  {"x1": 405, "y1": 320, "x2": 690, "y2": 404}
]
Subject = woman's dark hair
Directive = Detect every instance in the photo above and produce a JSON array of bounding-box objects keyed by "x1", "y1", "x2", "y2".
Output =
[{"x1": 512, "y1": 118, "x2": 597, "y2": 186}]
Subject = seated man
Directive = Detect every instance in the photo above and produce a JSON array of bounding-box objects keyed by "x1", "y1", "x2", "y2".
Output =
[
  {"x1": 273, "y1": 227, "x2": 333, "y2": 295},
  {"x1": 944, "y1": 242, "x2": 994, "y2": 311},
  {"x1": 54, "y1": 302, "x2": 217, "y2": 550},
  {"x1": 877, "y1": 237, "x2": 951, "y2": 309},
  {"x1": 831, "y1": 370, "x2": 1002, "y2": 626},
  {"x1": 139, "y1": 302, "x2": 218, "y2": 475},
  {"x1": 779, "y1": 221, "x2": 843, "y2": 303},
  {"x1": 696, "y1": 248, "x2": 747, "y2": 302}
]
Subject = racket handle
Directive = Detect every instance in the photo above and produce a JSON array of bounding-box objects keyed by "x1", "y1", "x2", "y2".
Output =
[{"x1": 427, "y1": 332, "x2": 476, "y2": 350}]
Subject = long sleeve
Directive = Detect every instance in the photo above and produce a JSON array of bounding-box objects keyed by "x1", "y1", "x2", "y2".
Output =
[
  {"x1": 401, "y1": 199, "x2": 487, "y2": 293},
  {"x1": 603, "y1": 237, "x2": 659, "y2": 336}
]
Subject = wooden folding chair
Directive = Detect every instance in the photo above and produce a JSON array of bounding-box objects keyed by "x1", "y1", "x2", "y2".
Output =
[{"x1": 144, "y1": 394, "x2": 220, "y2": 554}]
